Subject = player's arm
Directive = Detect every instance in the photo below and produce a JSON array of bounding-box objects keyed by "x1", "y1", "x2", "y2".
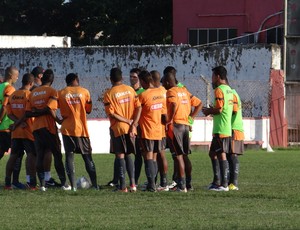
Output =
[
  {"x1": 85, "y1": 100, "x2": 92, "y2": 114},
  {"x1": 233, "y1": 94, "x2": 238, "y2": 114},
  {"x1": 7, "y1": 113, "x2": 27, "y2": 131},
  {"x1": 166, "y1": 101, "x2": 176, "y2": 129},
  {"x1": 202, "y1": 88, "x2": 223, "y2": 116},
  {"x1": 109, "y1": 113, "x2": 132, "y2": 125},
  {"x1": 0, "y1": 89, "x2": 12, "y2": 122},
  {"x1": 129, "y1": 105, "x2": 142, "y2": 137},
  {"x1": 189, "y1": 94, "x2": 203, "y2": 119}
]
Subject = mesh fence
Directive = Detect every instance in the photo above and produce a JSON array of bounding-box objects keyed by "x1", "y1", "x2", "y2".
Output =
[{"x1": 24, "y1": 75, "x2": 270, "y2": 119}]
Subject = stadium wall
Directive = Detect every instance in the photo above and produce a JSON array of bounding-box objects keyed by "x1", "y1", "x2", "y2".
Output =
[{"x1": 0, "y1": 44, "x2": 281, "y2": 152}]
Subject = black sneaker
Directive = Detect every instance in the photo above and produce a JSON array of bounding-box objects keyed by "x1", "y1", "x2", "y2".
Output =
[
  {"x1": 106, "y1": 180, "x2": 118, "y2": 187},
  {"x1": 45, "y1": 178, "x2": 61, "y2": 188}
]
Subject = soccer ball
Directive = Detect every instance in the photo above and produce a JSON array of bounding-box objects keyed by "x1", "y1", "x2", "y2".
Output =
[{"x1": 76, "y1": 176, "x2": 91, "y2": 189}]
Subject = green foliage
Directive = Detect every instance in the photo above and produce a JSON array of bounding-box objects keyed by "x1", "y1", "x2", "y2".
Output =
[
  {"x1": 0, "y1": 0, "x2": 172, "y2": 46},
  {"x1": 0, "y1": 148, "x2": 299, "y2": 229}
]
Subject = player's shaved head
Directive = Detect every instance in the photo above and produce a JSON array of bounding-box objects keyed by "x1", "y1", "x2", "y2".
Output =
[
  {"x1": 162, "y1": 72, "x2": 176, "y2": 90},
  {"x1": 150, "y1": 70, "x2": 161, "y2": 87}
]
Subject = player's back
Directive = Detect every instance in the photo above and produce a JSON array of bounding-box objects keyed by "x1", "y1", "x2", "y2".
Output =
[
  {"x1": 138, "y1": 87, "x2": 166, "y2": 140},
  {"x1": 59, "y1": 86, "x2": 90, "y2": 137},
  {"x1": 8, "y1": 89, "x2": 34, "y2": 140},
  {"x1": 29, "y1": 85, "x2": 58, "y2": 134}
]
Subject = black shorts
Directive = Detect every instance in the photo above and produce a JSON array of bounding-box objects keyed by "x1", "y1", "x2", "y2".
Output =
[
  {"x1": 0, "y1": 131, "x2": 11, "y2": 152},
  {"x1": 33, "y1": 128, "x2": 61, "y2": 155},
  {"x1": 62, "y1": 135, "x2": 92, "y2": 154},
  {"x1": 167, "y1": 123, "x2": 190, "y2": 155},
  {"x1": 140, "y1": 139, "x2": 162, "y2": 153},
  {"x1": 209, "y1": 135, "x2": 231, "y2": 154},
  {"x1": 110, "y1": 128, "x2": 136, "y2": 155},
  {"x1": 11, "y1": 138, "x2": 36, "y2": 156}
]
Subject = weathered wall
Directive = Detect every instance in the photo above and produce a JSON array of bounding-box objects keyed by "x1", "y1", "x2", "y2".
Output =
[{"x1": 0, "y1": 44, "x2": 279, "y2": 119}]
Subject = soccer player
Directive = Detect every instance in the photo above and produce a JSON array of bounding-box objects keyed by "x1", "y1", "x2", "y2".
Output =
[
  {"x1": 228, "y1": 88, "x2": 244, "y2": 191},
  {"x1": 26, "y1": 69, "x2": 69, "y2": 191},
  {"x1": 5, "y1": 73, "x2": 37, "y2": 190},
  {"x1": 202, "y1": 66, "x2": 233, "y2": 192},
  {"x1": 104, "y1": 67, "x2": 141, "y2": 192},
  {"x1": 163, "y1": 72, "x2": 202, "y2": 192},
  {"x1": 138, "y1": 70, "x2": 167, "y2": 192},
  {"x1": 150, "y1": 70, "x2": 169, "y2": 191},
  {"x1": 161, "y1": 66, "x2": 186, "y2": 190},
  {"x1": 31, "y1": 66, "x2": 59, "y2": 188},
  {"x1": 0, "y1": 66, "x2": 26, "y2": 189},
  {"x1": 130, "y1": 68, "x2": 145, "y2": 186},
  {"x1": 58, "y1": 73, "x2": 99, "y2": 191},
  {"x1": 106, "y1": 68, "x2": 144, "y2": 188}
]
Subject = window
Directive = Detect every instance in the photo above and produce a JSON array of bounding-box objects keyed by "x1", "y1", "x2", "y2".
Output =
[
  {"x1": 266, "y1": 27, "x2": 283, "y2": 45},
  {"x1": 188, "y1": 28, "x2": 237, "y2": 46}
]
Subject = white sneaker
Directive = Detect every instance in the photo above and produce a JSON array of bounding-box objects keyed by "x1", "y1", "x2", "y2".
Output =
[
  {"x1": 214, "y1": 186, "x2": 229, "y2": 192},
  {"x1": 61, "y1": 185, "x2": 72, "y2": 191},
  {"x1": 40, "y1": 186, "x2": 47, "y2": 192},
  {"x1": 130, "y1": 185, "x2": 137, "y2": 192},
  {"x1": 157, "y1": 185, "x2": 169, "y2": 192},
  {"x1": 168, "y1": 181, "x2": 177, "y2": 189}
]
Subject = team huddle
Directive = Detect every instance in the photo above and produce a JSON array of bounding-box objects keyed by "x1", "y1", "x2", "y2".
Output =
[{"x1": 0, "y1": 65, "x2": 243, "y2": 192}]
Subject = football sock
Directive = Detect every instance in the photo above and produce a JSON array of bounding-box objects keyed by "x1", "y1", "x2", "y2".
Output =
[
  {"x1": 82, "y1": 154, "x2": 98, "y2": 188},
  {"x1": 65, "y1": 152, "x2": 76, "y2": 188},
  {"x1": 211, "y1": 158, "x2": 220, "y2": 185},
  {"x1": 134, "y1": 149, "x2": 143, "y2": 185},
  {"x1": 219, "y1": 160, "x2": 229, "y2": 187},
  {"x1": 117, "y1": 158, "x2": 126, "y2": 190},
  {"x1": 112, "y1": 157, "x2": 118, "y2": 184},
  {"x1": 12, "y1": 154, "x2": 23, "y2": 183},
  {"x1": 30, "y1": 175, "x2": 37, "y2": 187},
  {"x1": 160, "y1": 173, "x2": 168, "y2": 187},
  {"x1": 178, "y1": 177, "x2": 186, "y2": 190},
  {"x1": 52, "y1": 150, "x2": 67, "y2": 186},
  {"x1": 26, "y1": 175, "x2": 30, "y2": 183},
  {"x1": 229, "y1": 154, "x2": 239, "y2": 186},
  {"x1": 44, "y1": 171, "x2": 51, "y2": 181},
  {"x1": 125, "y1": 154, "x2": 135, "y2": 186},
  {"x1": 5, "y1": 176, "x2": 11, "y2": 186},
  {"x1": 145, "y1": 159, "x2": 155, "y2": 190},
  {"x1": 153, "y1": 160, "x2": 158, "y2": 181}
]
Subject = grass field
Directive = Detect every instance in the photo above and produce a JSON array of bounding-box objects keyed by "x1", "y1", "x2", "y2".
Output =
[{"x1": 0, "y1": 148, "x2": 299, "y2": 229}]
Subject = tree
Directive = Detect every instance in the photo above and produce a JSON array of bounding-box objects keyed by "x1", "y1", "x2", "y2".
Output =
[{"x1": 0, "y1": 0, "x2": 172, "y2": 46}]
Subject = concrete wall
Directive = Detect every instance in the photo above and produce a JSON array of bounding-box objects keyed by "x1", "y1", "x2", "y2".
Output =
[{"x1": 0, "y1": 44, "x2": 280, "y2": 151}]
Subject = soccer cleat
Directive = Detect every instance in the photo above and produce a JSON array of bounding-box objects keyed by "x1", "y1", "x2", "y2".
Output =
[
  {"x1": 214, "y1": 186, "x2": 229, "y2": 192},
  {"x1": 40, "y1": 186, "x2": 47, "y2": 192},
  {"x1": 140, "y1": 181, "x2": 148, "y2": 190},
  {"x1": 12, "y1": 182, "x2": 26, "y2": 190},
  {"x1": 168, "y1": 181, "x2": 177, "y2": 189},
  {"x1": 208, "y1": 183, "x2": 220, "y2": 191},
  {"x1": 145, "y1": 188, "x2": 157, "y2": 192},
  {"x1": 175, "y1": 187, "x2": 187, "y2": 193},
  {"x1": 186, "y1": 184, "x2": 194, "y2": 191},
  {"x1": 4, "y1": 185, "x2": 12, "y2": 190},
  {"x1": 106, "y1": 180, "x2": 118, "y2": 187},
  {"x1": 45, "y1": 178, "x2": 61, "y2": 188},
  {"x1": 61, "y1": 185, "x2": 72, "y2": 191},
  {"x1": 113, "y1": 187, "x2": 128, "y2": 193},
  {"x1": 229, "y1": 183, "x2": 239, "y2": 191},
  {"x1": 129, "y1": 185, "x2": 137, "y2": 192},
  {"x1": 157, "y1": 185, "x2": 169, "y2": 192}
]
